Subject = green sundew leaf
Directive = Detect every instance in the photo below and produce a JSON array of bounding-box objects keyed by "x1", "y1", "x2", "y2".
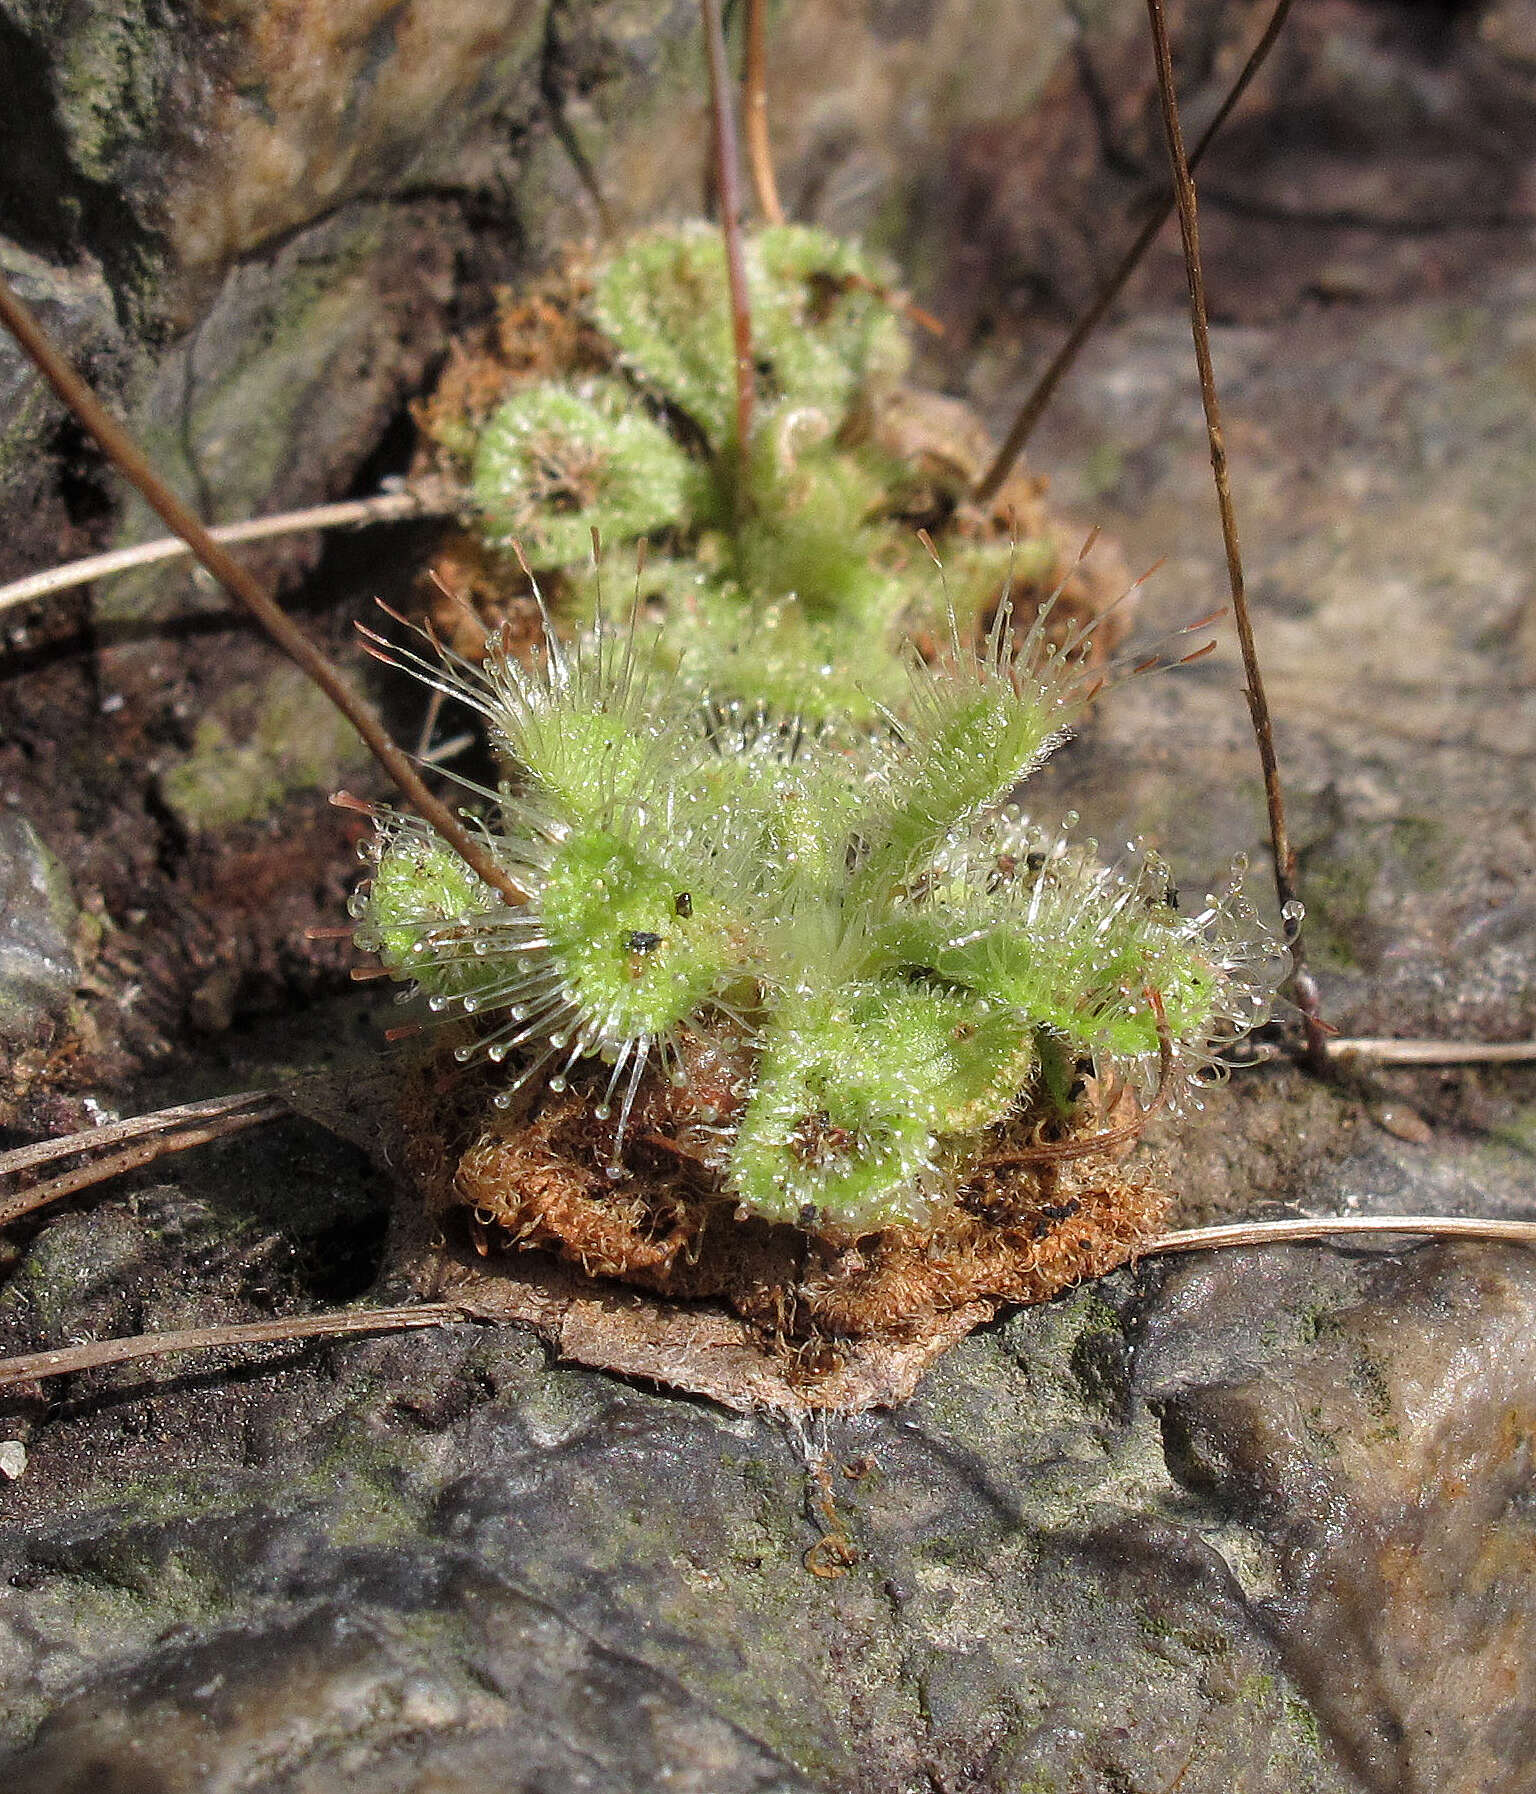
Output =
[
  {"x1": 1137, "y1": 948, "x2": 1226, "y2": 1046},
  {"x1": 501, "y1": 700, "x2": 663, "y2": 829},
  {"x1": 726, "y1": 985, "x2": 940, "y2": 1231},
  {"x1": 591, "y1": 225, "x2": 740, "y2": 447},
  {"x1": 758, "y1": 758, "x2": 870, "y2": 900},
  {"x1": 877, "y1": 887, "x2": 1223, "y2": 1068},
  {"x1": 472, "y1": 380, "x2": 699, "y2": 566},
  {"x1": 541, "y1": 827, "x2": 741, "y2": 1041},
  {"x1": 868, "y1": 983, "x2": 1036, "y2": 1134},
  {"x1": 733, "y1": 438, "x2": 900, "y2": 630},
  {"x1": 1007, "y1": 875, "x2": 1227, "y2": 1059},
  {"x1": 855, "y1": 671, "x2": 1077, "y2": 902},
  {"x1": 591, "y1": 222, "x2": 909, "y2": 449},
  {"x1": 648, "y1": 586, "x2": 906, "y2": 722},
  {"x1": 359, "y1": 835, "x2": 511, "y2": 1006},
  {"x1": 726, "y1": 979, "x2": 1031, "y2": 1230},
  {"x1": 476, "y1": 618, "x2": 713, "y2": 833},
  {"x1": 753, "y1": 224, "x2": 910, "y2": 416}
]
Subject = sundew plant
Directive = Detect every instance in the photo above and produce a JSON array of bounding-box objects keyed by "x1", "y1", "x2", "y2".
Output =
[
  {"x1": 353, "y1": 591, "x2": 1285, "y2": 1240},
  {"x1": 11, "y1": 0, "x2": 1498, "y2": 1400},
  {"x1": 420, "y1": 219, "x2": 1093, "y2": 723},
  {"x1": 380, "y1": 212, "x2": 1292, "y2": 1250}
]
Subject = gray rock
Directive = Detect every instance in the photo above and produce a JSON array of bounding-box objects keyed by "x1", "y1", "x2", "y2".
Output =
[
  {"x1": 8, "y1": 1231, "x2": 1531, "y2": 1789},
  {"x1": 0, "y1": 1249, "x2": 1354, "y2": 1793},
  {"x1": 7, "y1": 1577, "x2": 817, "y2": 1794},
  {"x1": 0, "y1": 243, "x2": 126, "y2": 585},
  {"x1": 1141, "y1": 1242, "x2": 1536, "y2": 1794},
  {"x1": 0, "y1": 813, "x2": 78, "y2": 1051}
]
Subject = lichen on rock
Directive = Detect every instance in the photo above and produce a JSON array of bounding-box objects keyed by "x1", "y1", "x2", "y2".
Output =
[{"x1": 156, "y1": 662, "x2": 371, "y2": 834}]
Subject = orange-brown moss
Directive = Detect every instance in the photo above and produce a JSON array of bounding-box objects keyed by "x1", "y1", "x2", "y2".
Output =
[
  {"x1": 396, "y1": 1038, "x2": 1168, "y2": 1369},
  {"x1": 412, "y1": 257, "x2": 607, "y2": 464}
]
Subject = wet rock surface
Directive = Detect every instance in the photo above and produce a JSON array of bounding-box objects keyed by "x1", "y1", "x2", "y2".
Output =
[
  {"x1": 8, "y1": 1567, "x2": 821, "y2": 1794},
  {"x1": 1141, "y1": 1243, "x2": 1536, "y2": 1794},
  {"x1": 6, "y1": 1205, "x2": 1535, "y2": 1791},
  {"x1": 0, "y1": 1244, "x2": 1350, "y2": 1794},
  {"x1": 0, "y1": 814, "x2": 79, "y2": 1055}
]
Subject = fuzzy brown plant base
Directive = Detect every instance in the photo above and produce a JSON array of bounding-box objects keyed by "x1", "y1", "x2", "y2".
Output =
[{"x1": 373, "y1": 1052, "x2": 1170, "y2": 1414}]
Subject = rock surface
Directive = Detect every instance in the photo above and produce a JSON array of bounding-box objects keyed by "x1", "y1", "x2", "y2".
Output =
[
  {"x1": 6, "y1": 1191, "x2": 1535, "y2": 1791},
  {"x1": 1141, "y1": 1242, "x2": 1536, "y2": 1794},
  {"x1": 0, "y1": 814, "x2": 79, "y2": 1055},
  {"x1": 0, "y1": 1201, "x2": 1352, "y2": 1792}
]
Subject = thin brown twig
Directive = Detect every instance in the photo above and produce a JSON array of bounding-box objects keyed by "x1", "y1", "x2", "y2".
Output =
[
  {"x1": 1147, "y1": 1214, "x2": 1536, "y2": 1256},
  {"x1": 0, "y1": 1099, "x2": 289, "y2": 1229},
  {"x1": 1142, "y1": 0, "x2": 1328, "y2": 1070},
  {"x1": 0, "y1": 1090, "x2": 279, "y2": 1180},
  {"x1": 742, "y1": 0, "x2": 786, "y2": 225},
  {"x1": 0, "y1": 490, "x2": 458, "y2": 619},
  {"x1": 974, "y1": 0, "x2": 1295, "y2": 505},
  {"x1": 699, "y1": 0, "x2": 755, "y2": 455},
  {"x1": 1325, "y1": 1037, "x2": 1536, "y2": 1066},
  {"x1": 0, "y1": 1304, "x2": 468, "y2": 1390},
  {"x1": 979, "y1": 1112, "x2": 1149, "y2": 1171},
  {"x1": 0, "y1": 272, "x2": 530, "y2": 911}
]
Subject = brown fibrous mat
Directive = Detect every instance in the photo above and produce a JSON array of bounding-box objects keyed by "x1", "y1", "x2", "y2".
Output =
[{"x1": 393, "y1": 1038, "x2": 1169, "y2": 1408}]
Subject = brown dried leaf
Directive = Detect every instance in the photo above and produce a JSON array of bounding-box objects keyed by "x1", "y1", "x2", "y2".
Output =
[{"x1": 399, "y1": 1233, "x2": 993, "y2": 1414}]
